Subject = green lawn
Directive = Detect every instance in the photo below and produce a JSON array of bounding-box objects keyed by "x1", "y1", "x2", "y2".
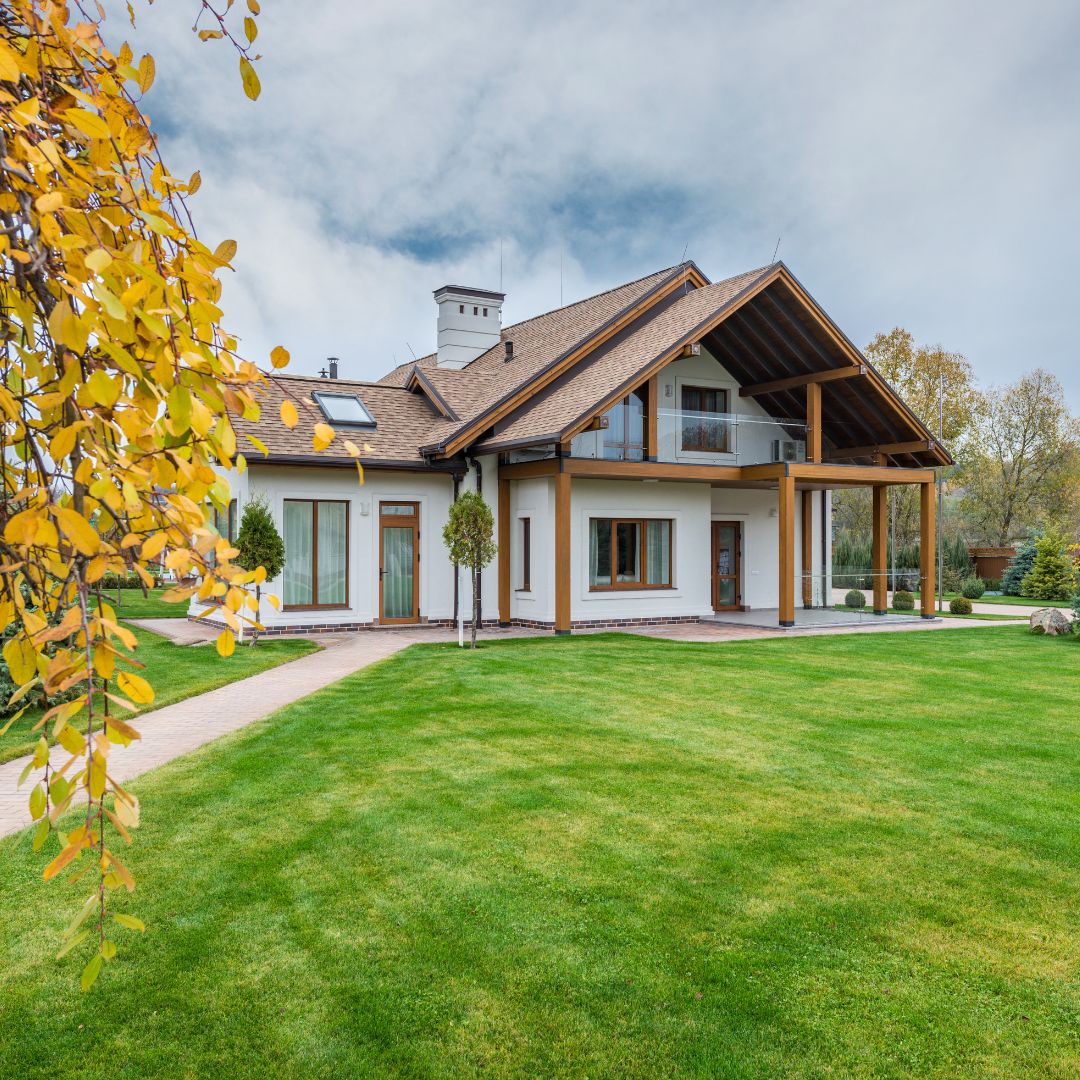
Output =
[
  {"x1": 2, "y1": 628, "x2": 1080, "y2": 1078},
  {"x1": 95, "y1": 587, "x2": 189, "y2": 619},
  {"x1": 0, "y1": 626, "x2": 316, "y2": 766},
  {"x1": 916, "y1": 591, "x2": 1074, "y2": 609}
]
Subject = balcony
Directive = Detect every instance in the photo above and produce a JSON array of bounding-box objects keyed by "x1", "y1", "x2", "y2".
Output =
[{"x1": 569, "y1": 407, "x2": 809, "y2": 467}]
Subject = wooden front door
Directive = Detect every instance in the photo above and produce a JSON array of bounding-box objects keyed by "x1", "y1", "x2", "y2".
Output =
[
  {"x1": 711, "y1": 520, "x2": 742, "y2": 611},
  {"x1": 379, "y1": 502, "x2": 420, "y2": 623}
]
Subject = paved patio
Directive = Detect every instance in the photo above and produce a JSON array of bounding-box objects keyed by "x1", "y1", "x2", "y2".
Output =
[{"x1": 0, "y1": 612, "x2": 1023, "y2": 840}]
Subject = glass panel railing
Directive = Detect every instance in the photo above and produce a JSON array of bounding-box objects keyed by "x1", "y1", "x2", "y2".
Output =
[{"x1": 569, "y1": 409, "x2": 810, "y2": 466}]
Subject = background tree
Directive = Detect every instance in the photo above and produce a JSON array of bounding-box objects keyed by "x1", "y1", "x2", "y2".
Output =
[
  {"x1": 0, "y1": 0, "x2": 349, "y2": 988},
  {"x1": 1020, "y1": 532, "x2": 1077, "y2": 602},
  {"x1": 833, "y1": 329, "x2": 975, "y2": 552},
  {"x1": 233, "y1": 495, "x2": 285, "y2": 646},
  {"x1": 958, "y1": 369, "x2": 1080, "y2": 544},
  {"x1": 443, "y1": 492, "x2": 497, "y2": 649}
]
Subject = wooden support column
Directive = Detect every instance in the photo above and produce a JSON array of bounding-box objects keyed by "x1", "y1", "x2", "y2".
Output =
[
  {"x1": 498, "y1": 476, "x2": 511, "y2": 626},
  {"x1": 871, "y1": 484, "x2": 888, "y2": 614},
  {"x1": 801, "y1": 489, "x2": 814, "y2": 608},
  {"x1": 645, "y1": 375, "x2": 659, "y2": 461},
  {"x1": 805, "y1": 381, "x2": 822, "y2": 463},
  {"x1": 778, "y1": 473, "x2": 796, "y2": 627},
  {"x1": 554, "y1": 468, "x2": 571, "y2": 634},
  {"x1": 920, "y1": 480, "x2": 936, "y2": 618}
]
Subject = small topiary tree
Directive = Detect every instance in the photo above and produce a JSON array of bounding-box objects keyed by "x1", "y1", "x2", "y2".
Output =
[
  {"x1": 949, "y1": 596, "x2": 972, "y2": 615},
  {"x1": 893, "y1": 590, "x2": 915, "y2": 611},
  {"x1": 443, "y1": 491, "x2": 498, "y2": 649},
  {"x1": 234, "y1": 496, "x2": 286, "y2": 646},
  {"x1": 1020, "y1": 531, "x2": 1077, "y2": 602},
  {"x1": 845, "y1": 589, "x2": 867, "y2": 610},
  {"x1": 961, "y1": 577, "x2": 985, "y2": 600},
  {"x1": 1001, "y1": 530, "x2": 1042, "y2": 595}
]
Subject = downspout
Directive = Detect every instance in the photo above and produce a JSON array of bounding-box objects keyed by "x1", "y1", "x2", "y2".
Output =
[
  {"x1": 451, "y1": 472, "x2": 460, "y2": 622},
  {"x1": 467, "y1": 455, "x2": 483, "y2": 623},
  {"x1": 821, "y1": 489, "x2": 829, "y2": 608}
]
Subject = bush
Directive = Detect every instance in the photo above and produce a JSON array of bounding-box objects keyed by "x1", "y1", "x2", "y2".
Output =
[
  {"x1": 949, "y1": 596, "x2": 972, "y2": 615},
  {"x1": 1020, "y1": 531, "x2": 1077, "y2": 601},
  {"x1": 845, "y1": 589, "x2": 867, "y2": 609},
  {"x1": 1002, "y1": 531, "x2": 1041, "y2": 595},
  {"x1": 98, "y1": 570, "x2": 162, "y2": 590},
  {"x1": 960, "y1": 577, "x2": 985, "y2": 600},
  {"x1": 893, "y1": 590, "x2": 914, "y2": 611}
]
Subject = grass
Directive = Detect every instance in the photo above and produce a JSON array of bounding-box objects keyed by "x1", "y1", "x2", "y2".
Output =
[
  {"x1": 916, "y1": 591, "x2": 1074, "y2": 609},
  {"x1": 0, "y1": 626, "x2": 317, "y2": 766},
  {"x1": 3, "y1": 627, "x2": 1080, "y2": 1078},
  {"x1": 96, "y1": 587, "x2": 189, "y2": 619}
]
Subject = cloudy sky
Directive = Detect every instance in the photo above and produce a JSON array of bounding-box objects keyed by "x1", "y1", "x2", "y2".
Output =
[{"x1": 122, "y1": 1, "x2": 1079, "y2": 405}]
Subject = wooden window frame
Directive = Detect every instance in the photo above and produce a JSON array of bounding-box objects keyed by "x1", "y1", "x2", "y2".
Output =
[
  {"x1": 283, "y1": 498, "x2": 350, "y2": 611},
  {"x1": 588, "y1": 517, "x2": 673, "y2": 591},
  {"x1": 602, "y1": 392, "x2": 645, "y2": 463},
  {"x1": 680, "y1": 385, "x2": 731, "y2": 453},
  {"x1": 518, "y1": 516, "x2": 532, "y2": 592}
]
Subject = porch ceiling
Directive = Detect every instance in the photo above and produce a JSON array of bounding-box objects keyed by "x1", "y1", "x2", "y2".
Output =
[{"x1": 702, "y1": 276, "x2": 944, "y2": 468}]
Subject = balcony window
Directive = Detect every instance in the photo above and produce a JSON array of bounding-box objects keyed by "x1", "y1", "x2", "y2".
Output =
[
  {"x1": 681, "y1": 386, "x2": 730, "y2": 452},
  {"x1": 602, "y1": 391, "x2": 644, "y2": 461}
]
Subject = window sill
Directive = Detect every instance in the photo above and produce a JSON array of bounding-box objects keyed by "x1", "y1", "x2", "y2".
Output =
[
  {"x1": 515, "y1": 588, "x2": 532, "y2": 593},
  {"x1": 588, "y1": 585, "x2": 674, "y2": 593},
  {"x1": 282, "y1": 604, "x2": 351, "y2": 612}
]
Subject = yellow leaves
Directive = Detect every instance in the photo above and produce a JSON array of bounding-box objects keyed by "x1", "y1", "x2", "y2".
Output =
[
  {"x1": 54, "y1": 507, "x2": 102, "y2": 556},
  {"x1": 81, "y1": 953, "x2": 104, "y2": 993},
  {"x1": 43, "y1": 830, "x2": 87, "y2": 881},
  {"x1": 84, "y1": 248, "x2": 113, "y2": 273},
  {"x1": 216, "y1": 628, "x2": 236, "y2": 657},
  {"x1": 280, "y1": 400, "x2": 299, "y2": 428},
  {"x1": 214, "y1": 238, "x2": 238, "y2": 264},
  {"x1": 29, "y1": 784, "x2": 47, "y2": 821},
  {"x1": 0, "y1": 39, "x2": 23, "y2": 82},
  {"x1": 239, "y1": 57, "x2": 261, "y2": 101},
  {"x1": 244, "y1": 17, "x2": 258, "y2": 44},
  {"x1": 141, "y1": 532, "x2": 168, "y2": 561},
  {"x1": 188, "y1": 170, "x2": 202, "y2": 194},
  {"x1": 117, "y1": 672, "x2": 154, "y2": 705},
  {"x1": 3, "y1": 634, "x2": 37, "y2": 686},
  {"x1": 113, "y1": 913, "x2": 145, "y2": 933},
  {"x1": 35, "y1": 192, "x2": 64, "y2": 214},
  {"x1": 56, "y1": 722, "x2": 86, "y2": 757},
  {"x1": 313, "y1": 423, "x2": 335, "y2": 451},
  {"x1": 138, "y1": 54, "x2": 155, "y2": 92},
  {"x1": 270, "y1": 345, "x2": 290, "y2": 369},
  {"x1": 85, "y1": 369, "x2": 119, "y2": 408},
  {"x1": 64, "y1": 108, "x2": 111, "y2": 141},
  {"x1": 248, "y1": 0, "x2": 262, "y2": 13}
]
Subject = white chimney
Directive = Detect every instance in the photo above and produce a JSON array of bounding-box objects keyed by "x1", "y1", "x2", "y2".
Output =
[{"x1": 434, "y1": 285, "x2": 505, "y2": 369}]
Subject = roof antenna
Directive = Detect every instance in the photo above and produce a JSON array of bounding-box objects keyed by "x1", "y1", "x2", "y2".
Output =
[
  {"x1": 680, "y1": 240, "x2": 689, "y2": 264},
  {"x1": 405, "y1": 341, "x2": 417, "y2": 361},
  {"x1": 772, "y1": 235, "x2": 782, "y2": 263}
]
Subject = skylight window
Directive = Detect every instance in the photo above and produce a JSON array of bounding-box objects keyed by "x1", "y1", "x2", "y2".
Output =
[{"x1": 311, "y1": 391, "x2": 376, "y2": 428}]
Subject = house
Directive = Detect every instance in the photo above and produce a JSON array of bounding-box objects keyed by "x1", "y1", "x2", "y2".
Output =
[{"x1": 207, "y1": 261, "x2": 951, "y2": 635}]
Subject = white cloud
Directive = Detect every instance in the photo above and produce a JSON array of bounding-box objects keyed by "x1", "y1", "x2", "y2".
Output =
[{"x1": 111, "y1": 0, "x2": 1080, "y2": 403}]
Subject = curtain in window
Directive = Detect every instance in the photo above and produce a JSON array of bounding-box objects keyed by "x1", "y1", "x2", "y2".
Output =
[
  {"x1": 317, "y1": 502, "x2": 347, "y2": 605},
  {"x1": 590, "y1": 518, "x2": 611, "y2": 586},
  {"x1": 382, "y1": 525, "x2": 414, "y2": 618},
  {"x1": 283, "y1": 501, "x2": 313, "y2": 606},
  {"x1": 645, "y1": 520, "x2": 671, "y2": 585}
]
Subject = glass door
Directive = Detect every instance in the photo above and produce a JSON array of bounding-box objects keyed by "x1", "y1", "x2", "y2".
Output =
[
  {"x1": 379, "y1": 502, "x2": 419, "y2": 623},
  {"x1": 711, "y1": 521, "x2": 742, "y2": 611}
]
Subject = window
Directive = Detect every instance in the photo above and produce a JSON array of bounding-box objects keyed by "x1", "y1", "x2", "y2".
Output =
[
  {"x1": 681, "y1": 385, "x2": 730, "y2": 452},
  {"x1": 602, "y1": 391, "x2": 644, "y2": 462},
  {"x1": 483, "y1": 307, "x2": 488, "y2": 317},
  {"x1": 588, "y1": 518, "x2": 672, "y2": 590},
  {"x1": 473, "y1": 306, "x2": 478, "y2": 315},
  {"x1": 520, "y1": 518, "x2": 531, "y2": 591},
  {"x1": 283, "y1": 499, "x2": 349, "y2": 608},
  {"x1": 212, "y1": 498, "x2": 237, "y2": 543},
  {"x1": 459, "y1": 304, "x2": 464, "y2": 314},
  {"x1": 311, "y1": 391, "x2": 376, "y2": 428}
]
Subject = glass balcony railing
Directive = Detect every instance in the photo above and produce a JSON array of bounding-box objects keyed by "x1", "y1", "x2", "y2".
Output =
[{"x1": 568, "y1": 408, "x2": 809, "y2": 466}]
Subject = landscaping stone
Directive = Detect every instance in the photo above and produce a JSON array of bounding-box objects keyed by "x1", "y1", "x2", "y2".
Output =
[{"x1": 1030, "y1": 608, "x2": 1072, "y2": 635}]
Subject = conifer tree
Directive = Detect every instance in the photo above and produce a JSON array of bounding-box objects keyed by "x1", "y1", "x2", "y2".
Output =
[
  {"x1": 234, "y1": 497, "x2": 286, "y2": 646},
  {"x1": 1020, "y1": 532, "x2": 1078, "y2": 601}
]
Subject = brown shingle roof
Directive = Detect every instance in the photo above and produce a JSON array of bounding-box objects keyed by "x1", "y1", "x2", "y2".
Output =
[
  {"x1": 474, "y1": 267, "x2": 773, "y2": 449},
  {"x1": 233, "y1": 374, "x2": 444, "y2": 466}
]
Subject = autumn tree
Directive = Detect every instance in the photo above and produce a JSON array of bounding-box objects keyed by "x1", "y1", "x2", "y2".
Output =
[
  {"x1": 0, "y1": 1, "x2": 349, "y2": 988},
  {"x1": 833, "y1": 329, "x2": 975, "y2": 550},
  {"x1": 443, "y1": 491, "x2": 497, "y2": 649},
  {"x1": 959, "y1": 369, "x2": 1080, "y2": 545}
]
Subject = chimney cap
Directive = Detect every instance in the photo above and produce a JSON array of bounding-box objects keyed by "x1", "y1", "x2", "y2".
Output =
[{"x1": 433, "y1": 285, "x2": 505, "y2": 303}]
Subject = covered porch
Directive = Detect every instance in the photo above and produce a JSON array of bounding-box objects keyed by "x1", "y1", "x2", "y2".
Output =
[{"x1": 496, "y1": 456, "x2": 939, "y2": 633}]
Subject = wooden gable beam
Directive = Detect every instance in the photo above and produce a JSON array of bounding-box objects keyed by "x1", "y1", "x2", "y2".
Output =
[
  {"x1": 824, "y1": 440, "x2": 933, "y2": 461},
  {"x1": 739, "y1": 365, "x2": 866, "y2": 398}
]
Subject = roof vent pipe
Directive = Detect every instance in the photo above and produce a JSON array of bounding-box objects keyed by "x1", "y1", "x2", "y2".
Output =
[
  {"x1": 504, "y1": 339, "x2": 514, "y2": 362},
  {"x1": 328, "y1": 357, "x2": 339, "y2": 379}
]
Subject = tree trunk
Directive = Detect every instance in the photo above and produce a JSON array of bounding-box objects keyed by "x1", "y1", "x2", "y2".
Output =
[
  {"x1": 471, "y1": 566, "x2": 479, "y2": 649},
  {"x1": 251, "y1": 583, "x2": 261, "y2": 647}
]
